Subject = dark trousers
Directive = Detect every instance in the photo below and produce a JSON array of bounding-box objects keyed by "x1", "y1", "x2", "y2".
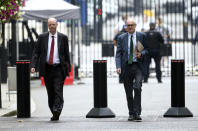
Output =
[
  {"x1": 144, "y1": 50, "x2": 162, "y2": 81},
  {"x1": 124, "y1": 63, "x2": 142, "y2": 115},
  {"x1": 44, "y1": 64, "x2": 65, "y2": 114},
  {"x1": 194, "y1": 30, "x2": 198, "y2": 44}
]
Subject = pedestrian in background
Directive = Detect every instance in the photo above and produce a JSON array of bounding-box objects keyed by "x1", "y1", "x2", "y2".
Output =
[
  {"x1": 194, "y1": 30, "x2": 198, "y2": 45},
  {"x1": 31, "y1": 18, "x2": 71, "y2": 121},
  {"x1": 113, "y1": 25, "x2": 127, "y2": 46},
  {"x1": 156, "y1": 17, "x2": 171, "y2": 67},
  {"x1": 144, "y1": 22, "x2": 164, "y2": 83},
  {"x1": 114, "y1": 14, "x2": 128, "y2": 35},
  {"x1": 115, "y1": 18, "x2": 148, "y2": 122},
  {"x1": 136, "y1": 14, "x2": 150, "y2": 32},
  {"x1": 193, "y1": 17, "x2": 198, "y2": 45}
]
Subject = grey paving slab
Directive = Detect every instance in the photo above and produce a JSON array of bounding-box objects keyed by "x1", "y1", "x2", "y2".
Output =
[
  {"x1": 30, "y1": 77, "x2": 198, "y2": 117},
  {"x1": 0, "y1": 116, "x2": 198, "y2": 131},
  {"x1": 0, "y1": 84, "x2": 16, "y2": 116},
  {"x1": 0, "y1": 76, "x2": 198, "y2": 131}
]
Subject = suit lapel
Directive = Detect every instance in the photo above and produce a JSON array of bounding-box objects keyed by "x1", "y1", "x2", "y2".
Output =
[
  {"x1": 136, "y1": 32, "x2": 139, "y2": 43},
  {"x1": 57, "y1": 32, "x2": 61, "y2": 53},
  {"x1": 44, "y1": 33, "x2": 49, "y2": 53},
  {"x1": 124, "y1": 33, "x2": 129, "y2": 52}
]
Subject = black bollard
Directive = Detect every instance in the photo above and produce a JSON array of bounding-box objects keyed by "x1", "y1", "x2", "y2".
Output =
[
  {"x1": 86, "y1": 60, "x2": 115, "y2": 118},
  {"x1": 0, "y1": 59, "x2": 2, "y2": 108},
  {"x1": 16, "y1": 60, "x2": 31, "y2": 118},
  {"x1": 164, "y1": 59, "x2": 193, "y2": 117}
]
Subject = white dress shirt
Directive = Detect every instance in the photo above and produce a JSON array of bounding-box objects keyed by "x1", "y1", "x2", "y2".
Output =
[
  {"x1": 128, "y1": 32, "x2": 137, "y2": 62},
  {"x1": 46, "y1": 32, "x2": 60, "y2": 64}
]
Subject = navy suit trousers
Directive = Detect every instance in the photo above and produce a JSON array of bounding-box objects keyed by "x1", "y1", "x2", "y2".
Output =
[{"x1": 123, "y1": 63, "x2": 143, "y2": 115}]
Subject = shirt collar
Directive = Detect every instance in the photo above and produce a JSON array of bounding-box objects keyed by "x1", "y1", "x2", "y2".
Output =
[
  {"x1": 49, "y1": 32, "x2": 57, "y2": 38},
  {"x1": 128, "y1": 31, "x2": 136, "y2": 37}
]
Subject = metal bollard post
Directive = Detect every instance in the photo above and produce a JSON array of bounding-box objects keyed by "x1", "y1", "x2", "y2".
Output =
[
  {"x1": 16, "y1": 60, "x2": 31, "y2": 118},
  {"x1": 86, "y1": 60, "x2": 115, "y2": 118},
  {"x1": 0, "y1": 59, "x2": 2, "y2": 108},
  {"x1": 164, "y1": 59, "x2": 193, "y2": 117}
]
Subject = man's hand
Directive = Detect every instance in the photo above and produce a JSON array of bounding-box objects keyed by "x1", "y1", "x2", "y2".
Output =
[
  {"x1": 136, "y1": 52, "x2": 142, "y2": 58},
  {"x1": 31, "y1": 68, "x2": 35, "y2": 73},
  {"x1": 116, "y1": 68, "x2": 121, "y2": 74}
]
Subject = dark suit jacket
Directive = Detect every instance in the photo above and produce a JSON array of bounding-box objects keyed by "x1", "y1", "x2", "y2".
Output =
[
  {"x1": 31, "y1": 32, "x2": 70, "y2": 78},
  {"x1": 115, "y1": 32, "x2": 148, "y2": 81}
]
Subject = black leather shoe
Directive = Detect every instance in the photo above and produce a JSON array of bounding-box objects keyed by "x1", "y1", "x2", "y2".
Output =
[
  {"x1": 128, "y1": 115, "x2": 134, "y2": 121},
  {"x1": 158, "y1": 80, "x2": 162, "y2": 83},
  {"x1": 50, "y1": 111, "x2": 60, "y2": 121},
  {"x1": 134, "y1": 115, "x2": 142, "y2": 122}
]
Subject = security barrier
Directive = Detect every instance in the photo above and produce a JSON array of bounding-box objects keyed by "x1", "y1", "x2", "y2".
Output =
[
  {"x1": 16, "y1": 60, "x2": 31, "y2": 118},
  {"x1": 164, "y1": 59, "x2": 193, "y2": 117},
  {"x1": 86, "y1": 60, "x2": 115, "y2": 118}
]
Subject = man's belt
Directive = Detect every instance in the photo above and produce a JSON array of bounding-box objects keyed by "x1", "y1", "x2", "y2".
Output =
[
  {"x1": 127, "y1": 62, "x2": 138, "y2": 65},
  {"x1": 46, "y1": 63, "x2": 61, "y2": 67}
]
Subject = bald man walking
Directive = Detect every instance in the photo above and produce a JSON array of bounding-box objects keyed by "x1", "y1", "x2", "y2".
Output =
[
  {"x1": 115, "y1": 18, "x2": 148, "y2": 121},
  {"x1": 31, "y1": 18, "x2": 70, "y2": 121}
]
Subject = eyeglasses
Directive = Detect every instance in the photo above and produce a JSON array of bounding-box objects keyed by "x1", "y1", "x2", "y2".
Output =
[{"x1": 127, "y1": 24, "x2": 136, "y2": 27}]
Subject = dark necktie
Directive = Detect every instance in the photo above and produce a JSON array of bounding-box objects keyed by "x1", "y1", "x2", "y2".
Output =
[
  {"x1": 48, "y1": 36, "x2": 54, "y2": 65},
  {"x1": 128, "y1": 35, "x2": 133, "y2": 64}
]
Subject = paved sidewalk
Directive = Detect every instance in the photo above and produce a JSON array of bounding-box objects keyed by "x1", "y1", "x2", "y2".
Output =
[
  {"x1": 0, "y1": 83, "x2": 16, "y2": 116},
  {"x1": 0, "y1": 84, "x2": 35, "y2": 117},
  {"x1": 0, "y1": 76, "x2": 198, "y2": 131}
]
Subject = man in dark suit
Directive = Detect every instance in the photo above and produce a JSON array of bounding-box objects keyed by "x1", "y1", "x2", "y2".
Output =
[
  {"x1": 115, "y1": 18, "x2": 148, "y2": 122},
  {"x1": 144, "y1": 22, "x2": 164, "y2": 83},
  {"x1": 31, "y1": 18, "x2": 70, "y2": 121}
]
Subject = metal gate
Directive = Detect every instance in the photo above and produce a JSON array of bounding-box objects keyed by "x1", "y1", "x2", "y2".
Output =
[
  {"x1": 77, "y1": 0, "x2": 198, "y2": 77},
  {"x1": 1, "y1": 0, "x2": 198, "y2": 78}
]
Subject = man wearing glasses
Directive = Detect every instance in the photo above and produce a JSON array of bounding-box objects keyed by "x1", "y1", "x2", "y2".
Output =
[{"x1": 115, "y1": 18, "x2": 148, "y2": 122}]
